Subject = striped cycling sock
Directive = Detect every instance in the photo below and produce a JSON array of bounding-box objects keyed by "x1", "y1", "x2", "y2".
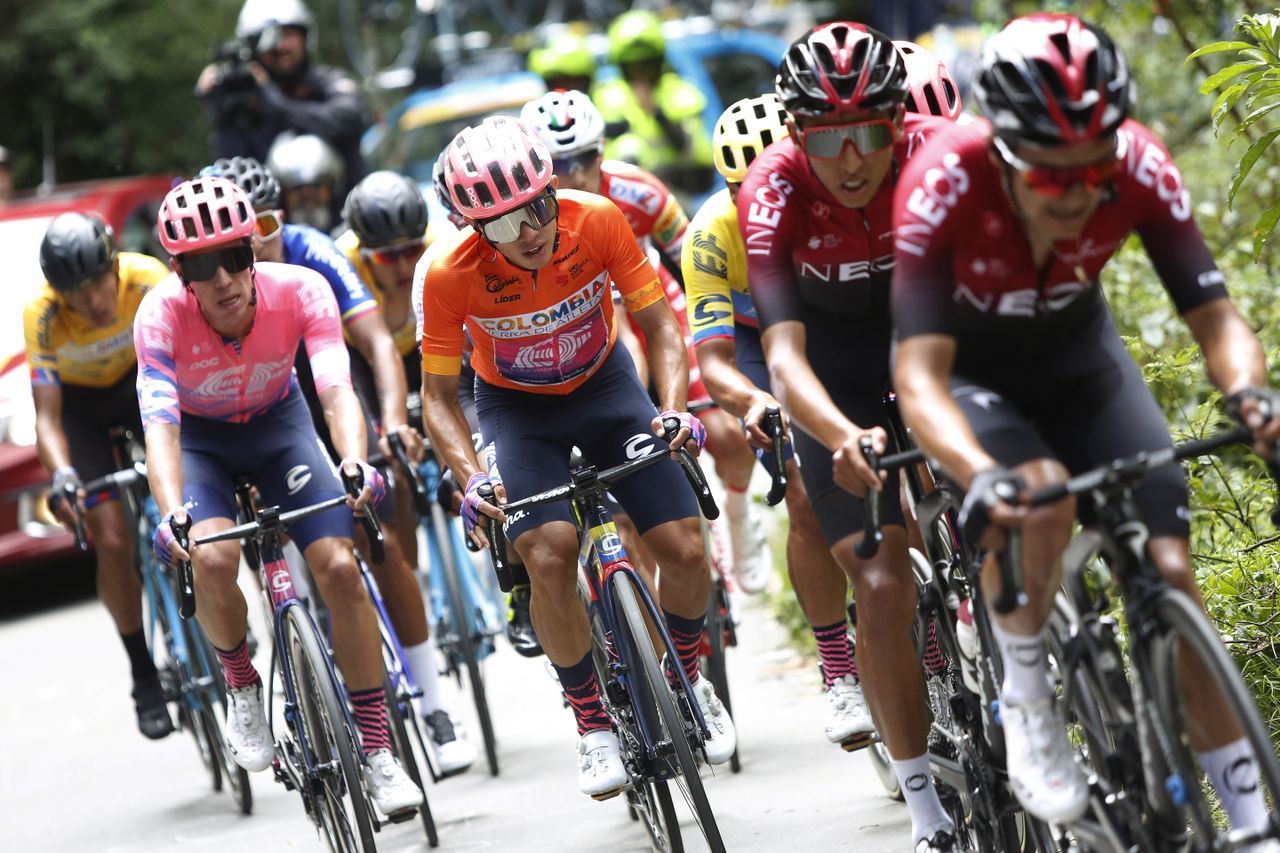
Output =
[
  {"x1": 350, "y1": 687, "x2": 392, "y2": 756},
  {"x1": 663, "y1": 610, "x2": 705, "y2": 686},
  {"x1": 813, "y1": 621, "x2": 857, "y2": 689},
  {"x1": 554, "y1": 652, "x2": 612, "y2": 735},
  {"x1": 214, "y1": 638, "x2": 261, "y2": 690}
]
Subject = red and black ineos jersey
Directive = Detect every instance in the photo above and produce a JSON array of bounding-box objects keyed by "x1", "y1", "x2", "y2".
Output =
[
  {"x1": 738, "y1": 112, "x2": 945, "y2": 330},
  {"x1": 891, "y1": 118, "x2": 1228, "y2": 374}
]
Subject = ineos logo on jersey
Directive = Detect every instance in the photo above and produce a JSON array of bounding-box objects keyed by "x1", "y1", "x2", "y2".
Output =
[
  {"x1": 744, "y1": 172, "x2": 796, "y2": 256},
  {"x1": 896, "y1": 152, "x2": 971, "y2": 258},
  {"x1": 1125, "y1": 129, "x2": 1192, "y2": 222},
  {"x1": 624, "y1": 433, "x2": 655, "y2": 460},
  {"x1": 285, "y1": 464, "x2": 312, "y2": 495},
  {"x1": 955, "y1": 280, "x2": 1091, "y2": 317}
]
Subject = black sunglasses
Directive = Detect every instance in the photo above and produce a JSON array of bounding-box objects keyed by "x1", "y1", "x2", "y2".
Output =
[{"x1": 180, "y1": 243, "x2": 254, "y2": 282}]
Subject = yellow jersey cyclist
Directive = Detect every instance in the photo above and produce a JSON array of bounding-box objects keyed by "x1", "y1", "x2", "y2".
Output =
[
  {"x1": 25, "y1": 213, "x2": 173, "y2": 740},
  {"x1": 420, "y1": 116, "x2": 735, "y2": 798},
  {"x1": 136, "y1": 176, "x2": 423, "y2": 817}
]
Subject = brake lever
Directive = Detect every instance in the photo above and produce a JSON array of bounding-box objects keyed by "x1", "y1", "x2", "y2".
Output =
[
  {"x1": 764, "y1": 404, "x2": 787, "y2": 506},
  {"x1": 662, "y1": 416, "x2": 719, "y2": 520},
  {"x1": 854, "y1": 436, "x2": 882, "y2": 559},
  {"x1": 989, "y1": 480, "x2": 1028, "y2": 614},
  {"x1": 387, "y1": 431, "x2": 432, "y2": 517},
  {"x1": 173, "y1": 514, "x2": 196, "y2": 620},
  {"x1": 342, "y1": 466, "x2": 385, "y2": 565},
  {"x1": 477, "y1": 482, "x2": 513, "y2": 592}
]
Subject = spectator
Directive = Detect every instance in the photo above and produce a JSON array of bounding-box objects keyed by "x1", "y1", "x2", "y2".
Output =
[
  {"x1": 528, "y1": 32, "x2": 596, "y2": 95},
  {"x1": 594, "y1": 10, "x2": 714, "y2": 196},
  {"x1": 196, "y1": 0, "x2": 371, "y2": 201},
  {"x1": 0, "y1": 146, "x2": 11, "y2": 204},
  {"x1": 266, "y1": 132, "x2": 344, "y2": 233}
]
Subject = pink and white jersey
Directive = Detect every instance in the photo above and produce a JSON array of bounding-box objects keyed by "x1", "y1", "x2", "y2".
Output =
[{"x1": 133, "y1": 262, "x2": 352, "y2": 430}]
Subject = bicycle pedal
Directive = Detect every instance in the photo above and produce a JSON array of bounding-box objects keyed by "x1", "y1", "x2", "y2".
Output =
[
  {"x1": 385, "y1": 807, "x2": 418, "y2": 824},
  {"x1": 590, "y1": 785, "x2": 626, "y2": 802},
  {"x1": 839, "y1": 733, "x2": 874, "y2": 753}
]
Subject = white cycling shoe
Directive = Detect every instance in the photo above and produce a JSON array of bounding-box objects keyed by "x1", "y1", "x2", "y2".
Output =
[
  {"x1": 424, "y1": 709, "x2": 477, "y2": 777},
  {"x1": 824, "y1": 675, "x2": 876, "y2": 745},
  {"x1": 363, "y1": 748, "x2": 424, "y2": 816},
  {"x1": 578, "y1": 729, "x2": 628, "y2": 800},
  {"x1": 1002, "y1": 696, "x2": 1090, "y2": 823},
  {"x1": 690, "y1": 676, "x2": 737, "y2": 765},
  {"x1": 728, "y1": 511, "x2": 771, "y2": 594},
  {"x1": 224, "y1": 682, "x2": 274, "y2": 772}
]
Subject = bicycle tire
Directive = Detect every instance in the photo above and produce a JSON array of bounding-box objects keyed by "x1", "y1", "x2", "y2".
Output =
[
  {"x1": 284, "y1": 605, "x2": 378, "y2": 852},
  {"x1": 613, "y1": 572, "x2": 726, "y2": 853},
  {"x1": 185, "y1": 616, "x2": 254, "y2": 814},
  {"x1": 702, "y1": 580, "x2": 740, "y2": 773},
  {"x1": 1142, "y1": 588, "x2": 1280, "y2": 849},
  {"x1": 431, "y1": 506, "x2": 499, "y2": 776},
  {"x1": 384, "y1": 672, "x2": 438, "y2": 847}
]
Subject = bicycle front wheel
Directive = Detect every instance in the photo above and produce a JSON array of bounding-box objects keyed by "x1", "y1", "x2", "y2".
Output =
[
  {"x1": 284, "y1": 606, "x2": 378, "y2": 852},
  {"x1": 613, "y1": 572, "x2": 726, "y2": 853}
]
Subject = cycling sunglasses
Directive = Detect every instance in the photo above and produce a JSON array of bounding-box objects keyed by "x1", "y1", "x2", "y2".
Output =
[
  {"x1": 993, "y1": 135, "x2": 1121, "y2": 197},
  {"x1": 180, "y1": 243, "x2": 254, "y2": 282},
  {"x1": 477, "y1": 191, "x2": 560, "y2": 243},
  {"x1": 801, "y1": 119, "x2": 896, "y2": 160},
  {"x1": 551, "y1": 148, "x2": 600, "y2": 177},
  {"x1": 254, "y1": 209, "x2": 284, "y2": 242},
  {"x1": 361, "y1": 238, "x2": 427, "y2": 266}
]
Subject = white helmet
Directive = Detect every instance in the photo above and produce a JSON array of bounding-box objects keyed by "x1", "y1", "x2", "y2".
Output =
[
  {"x1": 265, "y1": 132, "x2": 343, "y2": 190},
  {"x1": 236, "y1": 0, "x2": 316, "y2": 48},
  {"x1": 518, "y1": 90, "x2": 607, "y2": 157}
]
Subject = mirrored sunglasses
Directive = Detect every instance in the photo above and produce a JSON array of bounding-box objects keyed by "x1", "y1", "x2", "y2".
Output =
[
  {"x1": 993, "y1": 136, "x2": 1121, "y2": 198},
  {"x1": 254, "y1": 210, "x2": 284, "y2": 242},
  {"x1": 478, "y1": 191, "x2": 560, "y2": 243},
  {"x1": 801, "y1": 119, "x2": 896, "y2": 160},
  {"x1": 551, "y1": 148, "x2": 600, "y2": 177},
  {"x1": 179, "y1": 243, "x2": 255, "y2": 282},
  {"x1": 362, "y1": 239, "x2": 427, "y2": 266}
]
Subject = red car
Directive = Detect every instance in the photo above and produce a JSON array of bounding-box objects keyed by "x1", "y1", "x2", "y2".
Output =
[{"x1": 0, "y1": 175, "x2": 174, "y2": 567}]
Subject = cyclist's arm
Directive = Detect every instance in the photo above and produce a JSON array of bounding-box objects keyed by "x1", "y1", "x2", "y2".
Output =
[
  {"x1": 317, "y1": 383, "x2": 369, "y2": 463},
  {"x1": 694, "y1": 338, "x2": 776, "y2": 446},
  {"x1": 761, "y1": 321, "x2": 857, "y2": 448},
  {"x1": 345, "y1": 312, "x2": 409, "y2": 434},
  {"x1": 32, "y1": 384, "x2": 73, "y2": 474},
  {"x1": 144, "y1": 423, "x2": 186, "y2": 519},
  {"x1": 258, "y1": 68, "x2": 369, "y2": 143},
  {"x1": 629, "y1": 297, "x2": 688, "y2": 413},
  {"x1": 422, "y1": 371, "x2": 483, "y2": 485},
  {"x1": 1184, "y1": 297, "x2": 1268, "y2": 396},
  {"x1": 616, "y1": 312, "x2": 650, "y2": 387}
]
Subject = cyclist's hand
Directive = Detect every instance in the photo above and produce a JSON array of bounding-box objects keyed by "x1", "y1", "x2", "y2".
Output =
[
  {"x1": 1228, "y1": 387, "x2": 1280, "y2": 460},
  {"x1": 959, "y1": 467, "x2": 1026, "y2": 551},
  {"x1": 655, "y1": 410, "x2": 706, "y2": 457},
  {"x1": 742, "y1": 394, "x2": 787, "y2": 451},
  {"x1": 462, "y1": 472, "x2": 505, "y2": 548},
  {"x1": 378, "y1": 424, "x2": 425, "y2": 465},
  {"x1": 340, "y1": 458, "x2": 385, "y2": 513},
  {"x1": 155, "y1": 509, "x2": 192, "y2": 565},
  {"x1": 832, "y1": 427, "x2": 888, "y2": 497},
  {"x1": 48, "y1": 466, "x2": 84, "y2": 529}
]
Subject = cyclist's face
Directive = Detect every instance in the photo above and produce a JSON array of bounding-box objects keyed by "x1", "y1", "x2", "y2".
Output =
[
  {"x1": 181, "y1": 248, "x2": 255, "y2": 330},
  {"x1": 260, "y1": 26, "x2": 307, "y2": 77},
  {"x1": 1000, "y1": 136, "x2": 1116, "y2": 240},
  {"x1": 64, "y1": 266, "x2": 120, "y2": 328},
  {"x1": 492, "y1": 216, "x2": 557, "y2": 271},
  {"x1": 793, "y1": 108, "x2": 901, "y2": 209},
  {"x1": 553, "y1": 152, "x2": 602, "y2": 194}
]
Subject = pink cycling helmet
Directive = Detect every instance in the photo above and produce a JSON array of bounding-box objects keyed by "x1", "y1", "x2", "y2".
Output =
[
  {"x1": 157, "y1": 176, "x2": 256, "y2": 255},
  {"x1": 895, "y1": 41, "x2": 962, "y2": 121},
  {"x1": 444, "y1": 115, "x2": 553, "y2": 219}
]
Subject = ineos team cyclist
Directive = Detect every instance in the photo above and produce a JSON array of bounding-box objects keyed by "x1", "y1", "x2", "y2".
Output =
[
  {"x1": 26, "y1": 213, "x2": 173, "y2": 739},
  {"x1": 419, "y1": 116, "x2": 735, "y2": 797},
  {"x1": 738, "y1": 23, "x2": 955, "y2": 852},
  {"x1": 520, "y1": 89, "x2": 771, "y2": 594},
  {"x1": 134, "y1": 176, "x2": 423, "y2": 817},
  {"x1": 892, "y1": 13, "x2": 1280, "y2": 835}
]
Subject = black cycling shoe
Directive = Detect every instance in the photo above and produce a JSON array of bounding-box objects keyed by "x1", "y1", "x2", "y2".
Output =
[
  {"x1": 914, "y1": 830, "x2": 959, "y2": 852},
  {"x1": 505, "y1": 584, "x2": 543, "y2": 658},
  {"x1": 132, "y1": 675, "x2": 175, "y2": 740}
]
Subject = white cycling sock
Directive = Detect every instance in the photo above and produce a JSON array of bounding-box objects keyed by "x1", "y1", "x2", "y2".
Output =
[
  {"x1": 991, "y1": 622, "x2": 1053, "y2": 704},
  {"x1": 402, "y1": 637, "x2": 450, "y2": 716},
  {"x1": 724, "y1": 484, "x2": 748, "y2": 520},
  {"x1": 892, "y1": 752, "x2": 953, "y2": 843},
  {"x1": 1199, "y1": 737, "x2": 1268, "y2": 830}
]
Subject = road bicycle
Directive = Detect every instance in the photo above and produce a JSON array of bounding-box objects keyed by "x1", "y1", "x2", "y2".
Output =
[{"x1": 482, "y1": 420, "x2": 728, "y2": 853}]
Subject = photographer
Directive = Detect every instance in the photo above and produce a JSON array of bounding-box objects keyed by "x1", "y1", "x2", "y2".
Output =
[{"x1": 196, "y1": 0, "x2": 371, "y2": 202}]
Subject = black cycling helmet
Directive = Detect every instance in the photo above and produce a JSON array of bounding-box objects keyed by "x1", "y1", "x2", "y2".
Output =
[
  {"x1": 973, "y1": 13, "x2": 1133, "y2": 147},
  {"x1": 40, "y1": 213, "x2": 117, "y2": 293},
  {"x1": 776, "y1": 22, "x2": 908, "y2": 118},
  {"x1": 432, "y1": 150, "x2": 460, "y2": 219},
  {"x1": 212, "y1": 156, "x2": 282, "y2": 213},
  {"x1": 343, "y1": 170, "x2": 429, "y2": 249}
]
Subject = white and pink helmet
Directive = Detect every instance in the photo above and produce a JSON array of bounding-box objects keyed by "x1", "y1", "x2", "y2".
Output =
[
  {"x1": 444, "y1": 115, "x2": 553, "y2": 219},
  {"x1": 157, "y1": 176, "x2": 256, "y2": 255},
  {"x1": 895, "y1": 41, "x2": 963, "y2": 122}
]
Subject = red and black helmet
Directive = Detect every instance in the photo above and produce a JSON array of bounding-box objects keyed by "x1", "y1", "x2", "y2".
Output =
[
  {"x1": 973, "y1": 13, "x2": 1133, "y2": 147},
  {"x1": 776, "y1": 22, "x2": 908, "y2": 118}
]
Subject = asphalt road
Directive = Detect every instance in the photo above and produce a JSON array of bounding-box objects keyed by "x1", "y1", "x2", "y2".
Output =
[{"x1": 0, "y1": 561, "x2": 913, "y2": 852}]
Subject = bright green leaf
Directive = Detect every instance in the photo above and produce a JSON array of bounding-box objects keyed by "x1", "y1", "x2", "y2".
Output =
[
  {"x1": 1215, "y1": 83, "x2": 1250, "y2": 131},
  {"x1": 1228, "y1": 127, "x2": 1280, "y2": 208},
  {"x1": 1253, "y1": 200, "x2": 1280, "y2": 259},
  {"x1": 1187, "y1": 40, "x2": 1257, "y2": 63},
  {"x1": 1202, "y1": 61, "x2": 1266, "y2": 94}
]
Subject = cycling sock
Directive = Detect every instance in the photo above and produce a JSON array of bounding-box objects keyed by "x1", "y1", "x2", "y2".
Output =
[
  {"x1": 663, "y1": 610, "x2": 705, "y2": 685},
  {"x1": 121, "y1": 628, "x2": 158, "y2": 682},
  {"x1": 724, "y1": 484, "x2": 748, "y2": 519},
  {"x1": 554, "y1": 652, "x2": 612, "y2": 735},
  {"x1": 892, "y1": 752, "x2": 954, "y2": 843},
  {"x1": 922, "y1": 617, "x2": 947, "y2": 678},
  {"x1": 214, "y1": 638, "x2": 261, "y2": 690},
  {"x1": 990, "y1": 622, "x2": 1052, "y2": 703},
  {"x1": 350, "y1": 687, "x2": 392, "y2": 756},
  {"x1": 1198, "y1": 737, "x2": 1268, "y2": 830},
  {"x1": 813, "y1": 621, "x2": 857, "y2": 688},
  {"x1": 402, "y1": 637, "x2": 449, "y2": 716}
]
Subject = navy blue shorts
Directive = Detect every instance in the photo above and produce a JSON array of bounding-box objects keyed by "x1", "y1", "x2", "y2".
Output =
[
  {"x1": 476, "y1": 345, "x2": 699, "y2": 541},
  {"x1": 734, "y1": 323, "x2": 795, "y2": 477},
  {"x1": 179, "y1": 392, "x2": 353, "y2": 551}
]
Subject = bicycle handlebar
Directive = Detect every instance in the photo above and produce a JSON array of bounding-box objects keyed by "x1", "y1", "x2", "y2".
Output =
[
  {"x1": 48, "y1": 462, "x2": 149, "y2": 552},
  {"x1": 764, "y1": 404, "x2": 787, "y2": 506},
  {"x1": 853, "y1": 443, "x2": 924, "y2": 560},
  {"x1": 342, "y1": 467, "x2": 385, "y2": 565},
  {"x1": 172, "y1": 514, "x2": 196, "y2": 619},
  {"x1": 386, "y1": 431, "x2": 433, "y2": 517}
]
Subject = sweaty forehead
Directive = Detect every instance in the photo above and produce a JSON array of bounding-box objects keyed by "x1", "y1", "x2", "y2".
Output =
[{"x1": 798, "y1": 107, "x2": 895, "y2": 130}]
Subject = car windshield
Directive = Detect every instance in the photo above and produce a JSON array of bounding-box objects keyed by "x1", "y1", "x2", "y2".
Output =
[{"x1": 0, "y1": 215, "x2": 55, "y2": 362}]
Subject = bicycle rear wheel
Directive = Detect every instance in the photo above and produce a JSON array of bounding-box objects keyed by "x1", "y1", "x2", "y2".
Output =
[
  {"x1": 384, "y1": 672, "x2": 437, "y2": 847},
  {"x1": 701, "y1": 578, "x2": 739, "y2": 773},
  {"x1": 186, "y1": 616, "x2": 254, "y2": 814},
  {"x1": 613, "y1": 572, "x2": 726, "y2": 853},
  {"x1": 1141, "y1": 588, "x2": 1280, "y2": 849},
  {"x1": 284, "y1": 606, "x2": 378, "y2": 852}
]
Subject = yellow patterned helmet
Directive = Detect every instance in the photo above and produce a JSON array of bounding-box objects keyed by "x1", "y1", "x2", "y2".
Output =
[{"x1": 712, "y1": 93, "x2": 790, "y2": 184}]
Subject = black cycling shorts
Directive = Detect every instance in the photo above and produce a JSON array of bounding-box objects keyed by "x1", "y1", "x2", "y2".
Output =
[
  {"x1": 951, "y1": 319, "x2": 1189, "y2": 539},
  {"x1": 476, "y1": 344, "x2": 698, "y2": 542},
  {"x1": 61, "y1": 369, "x2": 143, "y2": 506}
]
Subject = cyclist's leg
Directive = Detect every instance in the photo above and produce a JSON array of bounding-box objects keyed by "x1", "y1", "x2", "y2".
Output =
[{"x1": 699, "y1": 404, "x2": 769, "y2": 590}]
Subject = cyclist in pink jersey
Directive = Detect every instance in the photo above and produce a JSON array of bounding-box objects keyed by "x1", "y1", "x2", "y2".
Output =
[
  {"x1": 134, "y1": 176, "x2": 423, "y2": 818},
  {"x1": 738, "y1": 23, "x2": 956, "y2": 852}
]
